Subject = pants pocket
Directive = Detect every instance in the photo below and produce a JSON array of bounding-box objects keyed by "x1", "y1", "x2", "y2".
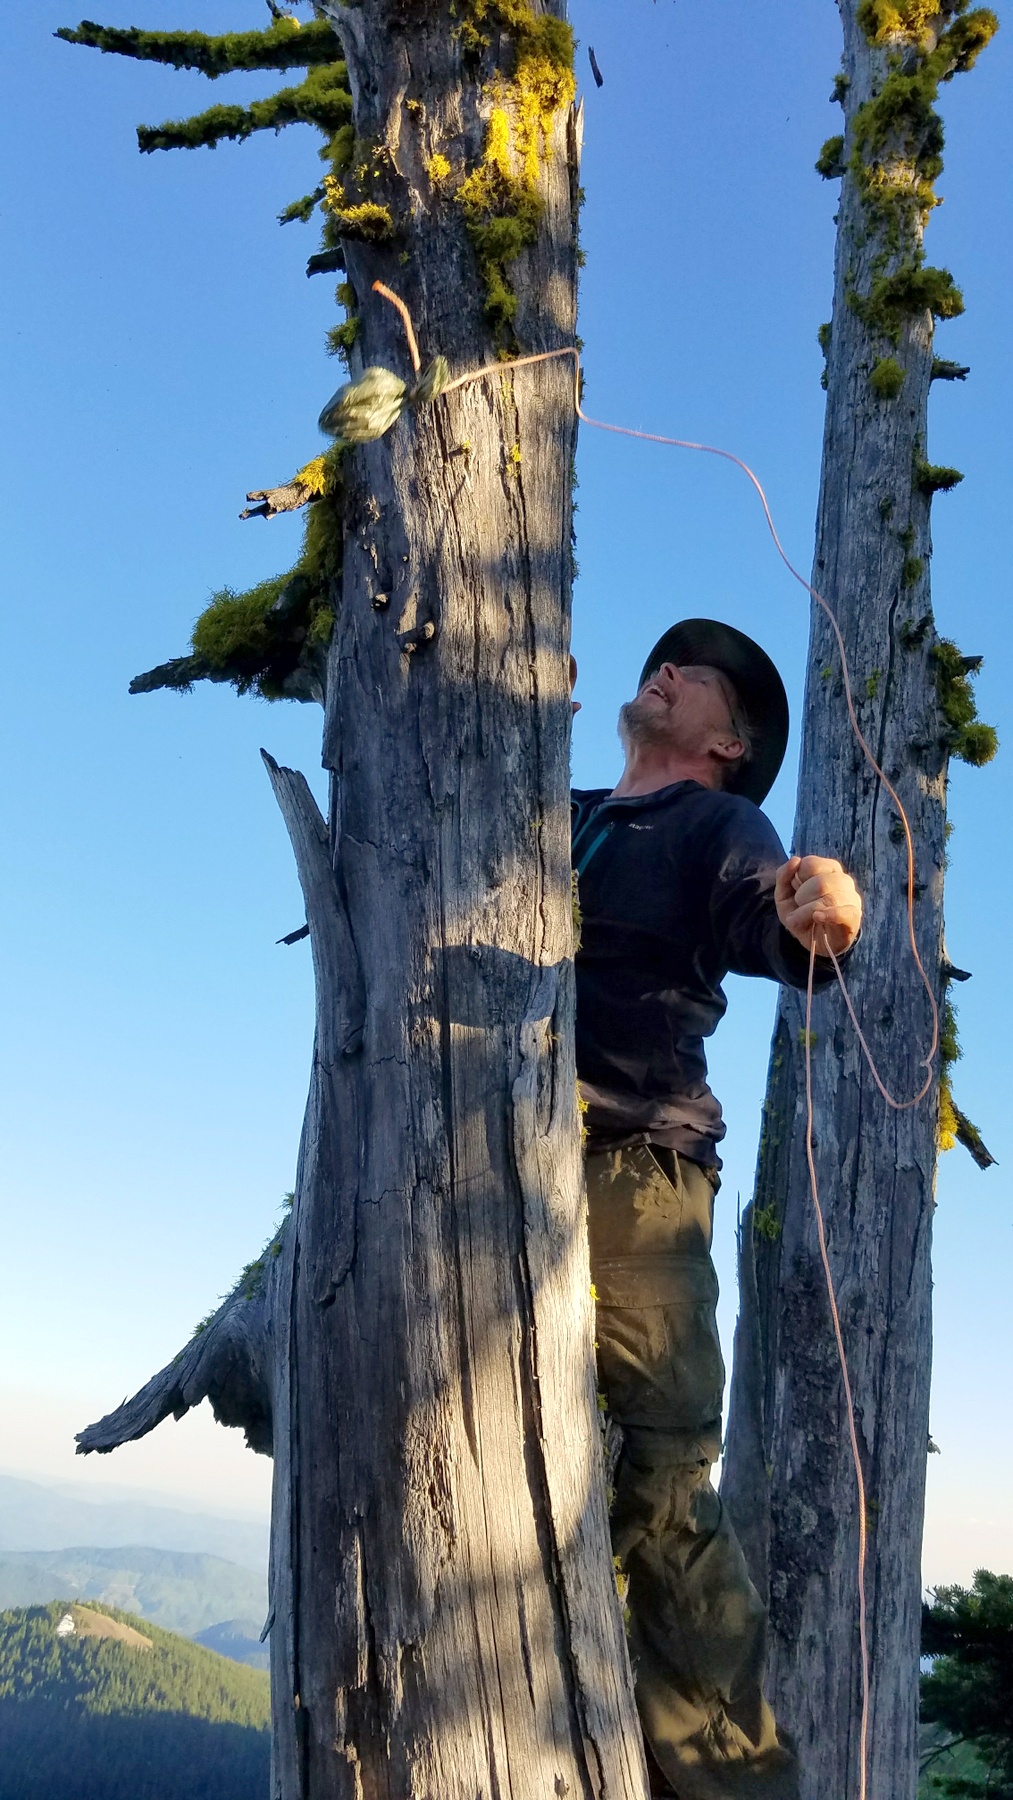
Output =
[{"x1": 586, "y1": 1144, "x2": 686, "y2": 1262}]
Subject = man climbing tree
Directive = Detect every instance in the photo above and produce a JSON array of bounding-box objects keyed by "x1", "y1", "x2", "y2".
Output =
[{"x1": 571, "y1": 623, "x2": 861, "y2": 1795}]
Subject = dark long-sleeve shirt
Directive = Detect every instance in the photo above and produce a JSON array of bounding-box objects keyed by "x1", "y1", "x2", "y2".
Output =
[{"x1": 572, "y1": 780, "x2": 840, "y2": 1167}]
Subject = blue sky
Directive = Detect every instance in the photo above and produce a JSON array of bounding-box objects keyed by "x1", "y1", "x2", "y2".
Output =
[{"x1": 3, "y1": 1, "x2": 1010, "y2": 1577}]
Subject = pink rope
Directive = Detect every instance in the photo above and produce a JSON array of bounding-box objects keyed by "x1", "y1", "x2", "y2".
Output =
[{"x1": 807, "y1": 939, "x2": 871, "y2": 1799}]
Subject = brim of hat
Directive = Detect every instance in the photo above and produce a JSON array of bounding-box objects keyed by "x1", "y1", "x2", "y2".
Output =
[{"x1": 638, "y1": 619, "x2": 790, "y2": 806}]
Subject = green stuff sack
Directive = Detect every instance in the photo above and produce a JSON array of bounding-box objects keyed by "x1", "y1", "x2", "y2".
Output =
[
  {"x1": 318, "y1": 366, "x2": 407, "y2": 443},
  {"x1": 317, "y1": 357, "x2": 451, "y2": 445}
]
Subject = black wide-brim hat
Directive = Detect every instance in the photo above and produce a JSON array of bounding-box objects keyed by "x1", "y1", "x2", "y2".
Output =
[{"x1": 638, "y1": 618, "x2": 790, "y2": 807}]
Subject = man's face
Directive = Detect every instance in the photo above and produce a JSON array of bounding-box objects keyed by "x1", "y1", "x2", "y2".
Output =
[{"x1": 619, "y1": 662, "x2": 744, "y2": 759}]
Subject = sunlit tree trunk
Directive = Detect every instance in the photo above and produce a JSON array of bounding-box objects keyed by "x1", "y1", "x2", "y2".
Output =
[{"x1": 80, "y1": 3, "x2": 648, "y2": 1795}]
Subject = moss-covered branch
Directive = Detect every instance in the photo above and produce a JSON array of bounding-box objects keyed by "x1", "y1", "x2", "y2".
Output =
[
  {"x1": 76, "y1": 1216, "x2": 288, "y2": 1458},
  {"x1": 137, "y1": 62, "x2": 351, "y2": 153},
  {"x1": 932, "y1": 639, "x2": 998, "y2": 766},
  {"x1": 55, "y1": 16, "x2": 337, "y2": 76},
  {"x1": 132, "y1": 452, "x2": 343, "y2": 706},
  {"x1": 58, "y1": 12, "x2": 353, "y2": 253},
  {"x1": 848, "y1": 264, "x2": 964, "y2": 344},
  {"x1": 937, "y1": 987, "x2": 996, "y2": 1168},
  {"x1": 930, "y1": 357, "x2": 970, "y2": 381}
]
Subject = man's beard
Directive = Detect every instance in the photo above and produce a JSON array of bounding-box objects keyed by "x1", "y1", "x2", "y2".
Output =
[{"x1": 618, "y1": 694, "x2": 676, "y2": 751}]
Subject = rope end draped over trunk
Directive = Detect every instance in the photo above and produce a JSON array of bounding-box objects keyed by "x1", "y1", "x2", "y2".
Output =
[{"x1": 75, "y1": 1243, "x2": 282, "y2": 1459}]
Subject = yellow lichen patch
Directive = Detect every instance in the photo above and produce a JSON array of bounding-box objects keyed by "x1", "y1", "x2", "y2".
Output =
[
  {"x1": 293, "y1": 455, "x2": 329, "y2": 497},
  {"x1": 483, "y1": 106, "x2": 513, "y2": 180},
  {"x1": 322, "y1": 185, "x2": 395, "y2": 242},
  {"x1": 938, "y1": 1079, "x2": 958, "y2": 1152},
  {"x1": 459, "y1": 0, "x2": 575, "y2": 75},
  {"x1": 456, "y1": 124, "x2": 542, "y2": 330},
  {"x1": 864, "y1": 158, "x2": 939, "y2": 222},
  {"x1": 858, "y1": 0, "x2": 954, "y2": 48},
  {"x1": 514, "y1": 50, "x2": 576, "y2": 184},
  {"x1": 426, "y1": 151, "x2": 452, "y2": 186}
]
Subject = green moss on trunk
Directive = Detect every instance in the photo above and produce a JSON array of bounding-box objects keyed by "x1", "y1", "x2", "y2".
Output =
[{"x1": 454, "y1": 0, "x2": 576, "y2": 336}]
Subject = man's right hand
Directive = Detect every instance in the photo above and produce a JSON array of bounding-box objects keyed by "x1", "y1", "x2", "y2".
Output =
[{"x1": 775, "y1": 854, "x2": 862, "y2": 958}]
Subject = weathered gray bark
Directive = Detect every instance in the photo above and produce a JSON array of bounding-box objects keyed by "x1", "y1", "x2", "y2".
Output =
[
  {"x1": 81, "y1": 4, "x2": 647, "y2": 1795},
  {"x1": 721, "y1": 6, "x2": 976, "y2": 1797}
]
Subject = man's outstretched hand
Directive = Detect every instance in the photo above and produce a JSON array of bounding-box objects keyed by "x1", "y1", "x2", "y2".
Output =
[{"x1": 775, "y1": 855, "x2": 862, "y2": 958}]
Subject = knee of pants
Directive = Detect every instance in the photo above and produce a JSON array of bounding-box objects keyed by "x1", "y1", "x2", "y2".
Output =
[
  {"x1": 611, "y1": 1425, "x2": 722, "y2": 1546},
  {"x1": 596, "y1": 1294, "x2": 726, "y2": 1431}
]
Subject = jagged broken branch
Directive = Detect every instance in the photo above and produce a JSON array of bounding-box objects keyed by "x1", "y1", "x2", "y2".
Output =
[{"x1": 76, "y1": 1232, "x2": 286, "y2": 1459}]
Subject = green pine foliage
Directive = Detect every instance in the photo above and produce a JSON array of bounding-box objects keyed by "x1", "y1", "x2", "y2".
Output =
[
  {"x1": 921, "y1": 1571, "x2": 1013, "y2": 1798},
  {"x1": 0, "y1": 1601, "x2": 269, "y2": 1800},
  {"x1": 919, "y1": 1733, "x2": 991, "y2": 1798}
]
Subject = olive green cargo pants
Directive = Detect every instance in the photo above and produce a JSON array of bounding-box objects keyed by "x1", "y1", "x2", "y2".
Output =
[{"x1": 586, "y1": 1145, "x2": 799, "y2": 1800}]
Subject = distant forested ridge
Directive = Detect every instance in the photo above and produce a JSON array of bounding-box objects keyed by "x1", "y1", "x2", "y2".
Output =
[
  {"x1": 0, "y1": 1545, "x2": 266, "y2": 1639},
  {"x1": 0, "y1": 1602, "x2": 269, "y2": 1800}
]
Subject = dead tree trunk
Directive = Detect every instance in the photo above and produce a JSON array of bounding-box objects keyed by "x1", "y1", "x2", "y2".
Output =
[
  {"x1": 80, "y1": 3, "x2": 647, "y2": 1796},
  {"x1": 722, "y1": 5, "x2": 997, "y2": 1798}
]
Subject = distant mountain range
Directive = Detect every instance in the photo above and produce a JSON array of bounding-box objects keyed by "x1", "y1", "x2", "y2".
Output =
[
  {"x1": 0, "y1": 1473, "x2": 268, "y2": 1569},
  {"x1": 0, "y1": 1474, "x2": 270, "y2": 1667},
  {"x1": 0, "y1": 1546, "x2": 266, "y2": 1642},
  {"x1": 0, "y1": 1600, "x2": 270, "y2": 1799}
]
